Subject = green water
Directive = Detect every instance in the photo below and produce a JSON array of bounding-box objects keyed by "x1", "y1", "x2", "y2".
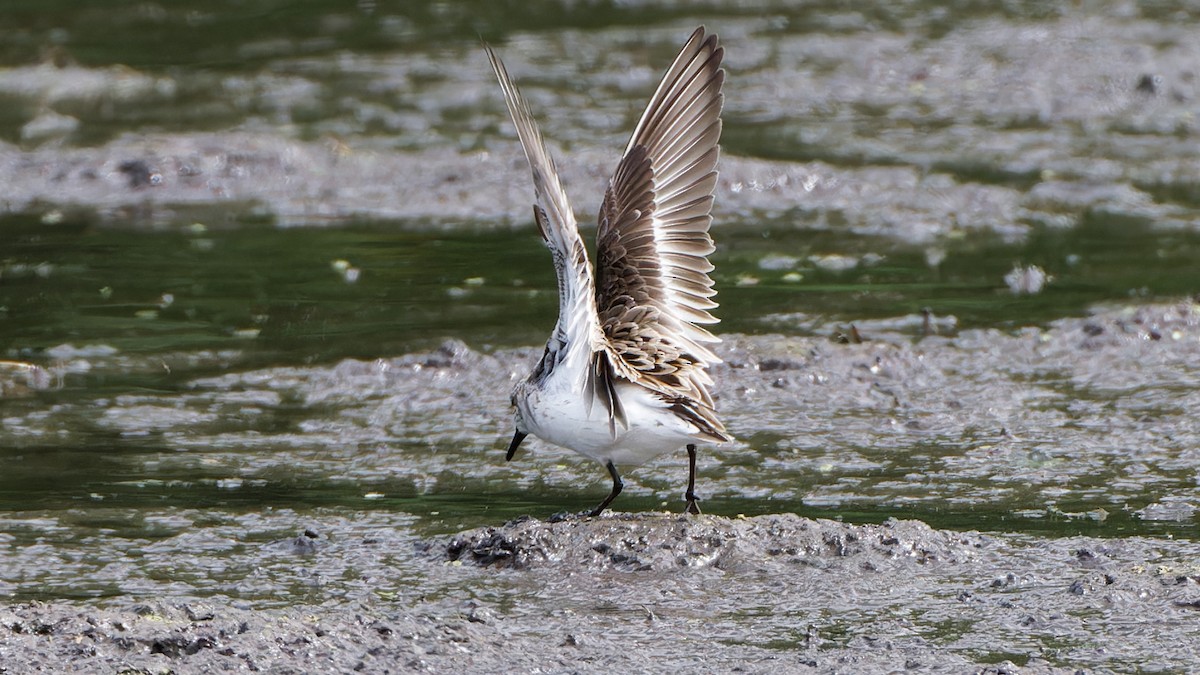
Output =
[
  {"x1": 4, "y1": 211, "x2": 1200, "y2": 539},
  {"x1": 7, "y1": 211, "x2": 1200, "y2": 373},
  {"x1": 3, "y1": 0, "x2": 1200, "y2": 562}
]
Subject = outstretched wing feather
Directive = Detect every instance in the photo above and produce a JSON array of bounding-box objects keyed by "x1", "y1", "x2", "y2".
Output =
[
  {"x1": 484, "y1": 43, "x2": 602, "y2": 378},
  {"x1": 593, "y1": 27, "x2": 728, "y2": 440}
]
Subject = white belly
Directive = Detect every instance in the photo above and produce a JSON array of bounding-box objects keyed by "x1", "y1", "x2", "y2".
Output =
[{"x1": 520, "y1": 377, "x2": 700, "y2": 468}]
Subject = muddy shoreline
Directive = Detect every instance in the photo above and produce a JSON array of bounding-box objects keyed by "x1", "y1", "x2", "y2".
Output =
[
  {"x1": 3, "y1": 6, "x2": 1198, "y2": 240},
  {"x1": 2, "y1": 512, "x2": 1199, "y2": 673},
  {"x1": 4, "y1": 303, "x2": 1200, "y2": 671},
  {"x1": 1, "y1": 131, "x2": 1028, "y2": 246},
  {"x1": 5, "y1": 3, "x2": 1200, "y2": 671}
]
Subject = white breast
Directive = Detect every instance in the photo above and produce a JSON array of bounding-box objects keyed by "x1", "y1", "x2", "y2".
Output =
[{"x1": 520, "y1": 372, "x2": 700, "y2": 468}]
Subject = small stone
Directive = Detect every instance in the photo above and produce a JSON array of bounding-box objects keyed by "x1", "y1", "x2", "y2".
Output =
[{"x1": 184, "y1": 604, "x2": 215, "y2": 621}]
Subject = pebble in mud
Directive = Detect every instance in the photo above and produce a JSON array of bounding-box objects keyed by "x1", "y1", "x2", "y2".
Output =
[
  {"x1": 117, "y1": 159, "x2": 162, "y2": 188},
  {"x1": 265, "y1": 527, "x2": 324, "y2": 556}
]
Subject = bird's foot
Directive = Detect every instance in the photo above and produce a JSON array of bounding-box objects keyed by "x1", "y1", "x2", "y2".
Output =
[{"x1": 685, "y1": 494, "x2": 702, "y2": 515}]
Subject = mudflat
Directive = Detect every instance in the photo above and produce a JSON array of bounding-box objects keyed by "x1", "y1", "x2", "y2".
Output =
[{"x1": 3, "y1": 2, "x2": 1200, "y2": 671}]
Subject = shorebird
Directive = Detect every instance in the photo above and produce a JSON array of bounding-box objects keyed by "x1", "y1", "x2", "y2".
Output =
[{"x1": 486, "y1": 27, "x2": 730, "y2": 517}]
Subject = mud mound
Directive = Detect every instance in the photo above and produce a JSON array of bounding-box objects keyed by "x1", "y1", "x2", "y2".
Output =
[{"x1": 442, "y1": 512, "x2": 985, "y2": 572}]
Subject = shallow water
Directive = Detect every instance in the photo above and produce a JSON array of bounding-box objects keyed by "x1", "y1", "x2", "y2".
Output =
[
  {"x1": 7, "y1": 211, "x2": 1200, "y2": 365},
  {"x1": 2, "y1": 3, "x2": 1200, "y2": 669},
  {"x1": 5, "y1": 215, "x2": 1200, "y2": 545}
]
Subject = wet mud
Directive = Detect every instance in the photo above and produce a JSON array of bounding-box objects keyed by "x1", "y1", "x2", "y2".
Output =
[
  {"x1": 2, "y1": 511, "x2": 1199, "y2": 673},
  {"x1": 4, "y1": 302, "x2": 1200, "y2": 671},
  {"x1": 2, "y1": 7, "x2": 1197, "y2": 239},
  {"x1": 4, "y1": 2, "x2": 1200, "y2": 672},
  {"x1": 6, "y1": 302, "x2": 1200, "y2": 526}
]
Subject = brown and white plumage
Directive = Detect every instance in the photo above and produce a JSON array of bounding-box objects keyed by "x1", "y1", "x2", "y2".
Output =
[{"x1": 487, "y1": 27, "x2": 729, "y2": 516}]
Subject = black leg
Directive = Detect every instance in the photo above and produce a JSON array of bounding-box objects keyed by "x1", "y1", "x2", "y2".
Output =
[
  {"x1": 506, "y1": 431, "x2": 527, "y2": 461},
  {"x1": 590, "y1": 460, "x2": 623, "y2": 517},
  {"x1": 685, "y1": 444, "x2": 701, "y2": 515}
]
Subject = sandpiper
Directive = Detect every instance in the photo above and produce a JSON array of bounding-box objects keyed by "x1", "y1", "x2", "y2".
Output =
[{"x1": 486, "y1": 27, "x2": 730, "y2": 516}]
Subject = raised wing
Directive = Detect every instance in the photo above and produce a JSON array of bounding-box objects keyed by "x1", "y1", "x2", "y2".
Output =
[
  {"x1": 485, "y1": 42, "x2": 601, "y2": 374},
  {"x1": 594, "y1": 27, "x2": 726, "y2": 424}
]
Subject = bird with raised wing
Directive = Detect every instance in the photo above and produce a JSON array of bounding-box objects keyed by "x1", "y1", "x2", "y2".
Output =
[{"x1": 486, "y1": 27, "x2": 730, "y2": 517}]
